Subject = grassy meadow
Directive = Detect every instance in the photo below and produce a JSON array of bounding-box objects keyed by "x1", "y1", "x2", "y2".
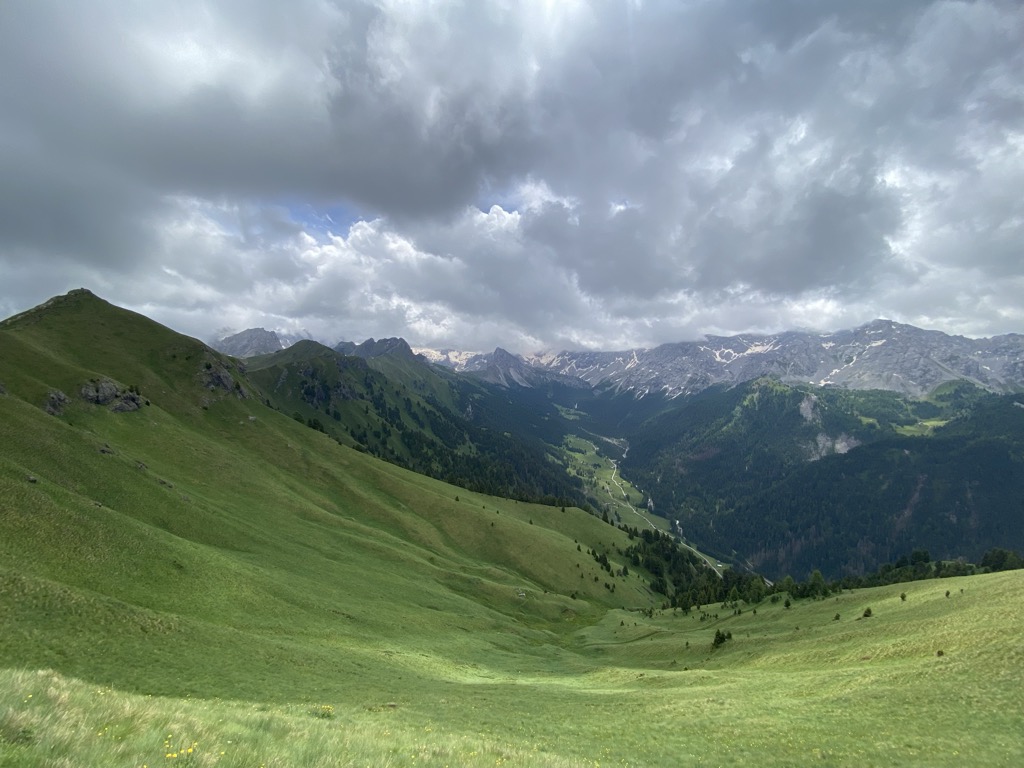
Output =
[
  {"x1": 3, "y1": 570, "x2": 1021, "y2": 767},
  {"x1": 1, "y1": 291, "x2": 1022, "y2": 766}
]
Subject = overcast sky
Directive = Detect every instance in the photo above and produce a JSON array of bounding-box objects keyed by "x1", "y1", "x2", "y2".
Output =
[{"x1": 1, "y1": 1, "x2": 1022, "y2": 352}]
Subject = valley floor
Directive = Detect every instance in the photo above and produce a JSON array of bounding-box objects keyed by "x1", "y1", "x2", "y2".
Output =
[{"x1": 3, "y1": 571, "x2": 1022, "y2": 767}]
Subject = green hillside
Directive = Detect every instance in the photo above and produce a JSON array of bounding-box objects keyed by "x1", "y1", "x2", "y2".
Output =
[
  {"x1": 246, "y1": 339, "x2": 585, "y2": 506},
  {"x1": 620, "y1": 377, "x2": 1024, "y2": 578},
  {"x1": 1, "y1": 291, "x2": 1022, "y2": 766}
]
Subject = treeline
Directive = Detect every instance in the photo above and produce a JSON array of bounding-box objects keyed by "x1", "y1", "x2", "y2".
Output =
[
  {"x1": 832, "y1": 547, "x2": 1023, "y2": 590},
  {"x1": 609, "y1": 522, "x2": 1022, "y2": 610},
  {"x1": 771, "y1": 546, "x2": 1023, "y2": 601},
  {"x1": 612, "y1": 526, "x2": 767, "y2": 608},
  {"x1": 255, "y1": 351, "x2": 587, "y2": 508}
]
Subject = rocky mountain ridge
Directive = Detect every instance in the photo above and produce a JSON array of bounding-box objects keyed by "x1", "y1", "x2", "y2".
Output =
[
  {"x1": 528, "y1": 319, "x2": 1024, "y2": 397},
  {"x1": 333, "y1": 336, "x2": 423, "y2": 362},
  {"x1": 219, "y1": 319, "x2": 1024, "y2": 398},
  {"x1": 465, "y1": 347, "x2": 590, "y2": 390}
]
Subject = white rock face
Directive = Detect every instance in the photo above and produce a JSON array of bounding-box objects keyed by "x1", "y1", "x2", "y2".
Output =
[{"x1": 807, "y1": 432, "x2": 861, "y2": 461}]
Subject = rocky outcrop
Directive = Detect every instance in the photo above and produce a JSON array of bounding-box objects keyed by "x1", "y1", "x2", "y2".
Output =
[
  {"x1": 80, "y1": 378, "x2": 120, "y2": 405},
  {"x1": 807, "y1": 432, "x2": 860, "y2": 461},
  {"x1": 45, "y1": 390, "x2": 69, "y2": 415},
  {"x1": 80, "y1": 378, "x2": 143, "y2": 412},
  {"x1": 111, "y1": 392, "x2": 143, "y2": 412},
  {"x1": 199, "y1": 359, "x2": 249, "y2": 399}
]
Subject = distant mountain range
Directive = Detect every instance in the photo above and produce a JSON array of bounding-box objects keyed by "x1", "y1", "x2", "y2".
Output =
[
  {"x1": 530, "y1": 320, "x2": 1024, "y2": 397},
  {"x1": 215, "y1": 327, "x2": 313, "y2": 357},
  {"x1": 216, "y1": 320, "x2": 1024, "y2": 398}
]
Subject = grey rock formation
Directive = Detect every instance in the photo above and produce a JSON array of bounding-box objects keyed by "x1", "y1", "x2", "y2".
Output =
[
  {"x1": 530, "y1": 320, "x2": 1024, "y2": 397},
  {"x1": 214, "y1": 328, "x2": 283, "y2": 358},
  {"x1": 80, "y1": 378, "x2": 144, "y2": 411},
  {"x1": 468, "y1": 347, "x2": 589, "y2": 390},
  {"x1": 110, "y1": 392, "x2": 142, "y2": 412},
  {"x1": 45, "y1": 389, "x2": 69, "y2": 415},
  {"x1": 81, "y1": 378, "x2": 120, "y2": 405},
  {"x1": 199, "y1": 360, "x2": 248, "y2": 399}
]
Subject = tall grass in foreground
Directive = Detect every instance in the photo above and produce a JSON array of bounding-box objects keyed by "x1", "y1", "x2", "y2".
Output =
[{"x1": 0, "y1": 668, "x2": 589, "y2": 768}]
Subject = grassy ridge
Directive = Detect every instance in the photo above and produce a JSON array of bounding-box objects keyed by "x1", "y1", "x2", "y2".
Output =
[{"x1": 2, "y1": 291, "x2": 1022, "y2": 765}]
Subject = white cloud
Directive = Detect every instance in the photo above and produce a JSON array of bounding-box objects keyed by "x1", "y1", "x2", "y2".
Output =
[{"x1": 1, "y1": 0, "x2": 1022, "y2": 352}]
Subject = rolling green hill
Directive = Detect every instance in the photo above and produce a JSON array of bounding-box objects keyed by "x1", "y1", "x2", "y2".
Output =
[{"x1": 1, "y1": 291, "x2": 1022, "y2": 766}]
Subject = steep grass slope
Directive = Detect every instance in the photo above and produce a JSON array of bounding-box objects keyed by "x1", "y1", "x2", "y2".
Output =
[{"x1": 0, "y1": 292, "x2": 645, "y2": 692}]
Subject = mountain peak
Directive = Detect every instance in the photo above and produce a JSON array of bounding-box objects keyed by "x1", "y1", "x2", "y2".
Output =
[
  {"x1": 334, "y1": 337, "x2": 419, "y2": 361},
  {"x1": 491, "y1": 347, "x2": 521, "y2": 363},
  {"x1": 64, "y1": 287, "x2": 97, "y2": 299},
  {"x1": 856, "y1": 318, "x2": 903, "y2": 333},
  {"x1": 469, "y1": 346, "x2": 589, "y2": 390},
  {"x1": 214, "y1": 328, "x2": 283, "y2": 358},
  {"x1": 0, "y1": 287, "x2": 115, "y2": 329}
]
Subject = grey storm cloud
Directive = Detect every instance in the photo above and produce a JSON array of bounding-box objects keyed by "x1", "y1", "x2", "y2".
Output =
[{"x1": 0, "y1": 0, "x2": 1022, "y2": 351}]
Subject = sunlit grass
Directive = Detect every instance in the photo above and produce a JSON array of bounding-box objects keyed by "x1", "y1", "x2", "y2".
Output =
[
  {"x1": 895, "y1": 418, "x2": 949, "y2": 435},
  {"x1": 3, "y1": 571, "x2": 1021, "y2": 766},
  {"x1": 0, "y1": 668, "x2": 599, "y2": 768}
]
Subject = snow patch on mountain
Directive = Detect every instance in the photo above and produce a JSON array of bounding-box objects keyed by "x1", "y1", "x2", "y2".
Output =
[
  {"x1": 414, "y1": 347, "x2": 483, "y2": 370},
  {"x1": 528, "y1": 320, "x2": 1024, "y2": 397}
]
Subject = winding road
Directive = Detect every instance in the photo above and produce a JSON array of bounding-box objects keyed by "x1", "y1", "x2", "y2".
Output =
[{"x1": 594, "y1": 437, "x2": 724, "y2": 579}]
